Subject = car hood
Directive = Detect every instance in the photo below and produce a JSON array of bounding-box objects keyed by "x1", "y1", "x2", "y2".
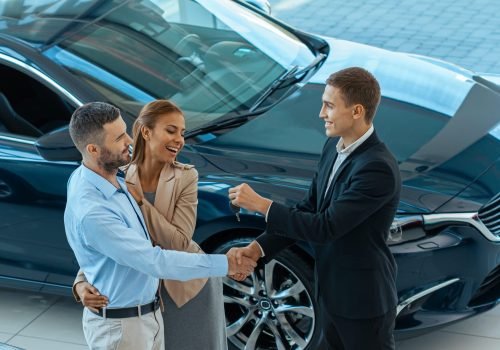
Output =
[
  {"x1": 477, "y1": 73, "x2": 500, "y2": 88},
  {"x1": 310, "y1": 36, "x2": 475, "y2": 117},
  {"x1": 206, "y1": 35, "x2": 498, "y2": 214}
]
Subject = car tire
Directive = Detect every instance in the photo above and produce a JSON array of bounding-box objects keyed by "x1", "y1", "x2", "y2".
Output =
[{"x1": 212, "y1": 237, "x2": 320, "y2": 350}]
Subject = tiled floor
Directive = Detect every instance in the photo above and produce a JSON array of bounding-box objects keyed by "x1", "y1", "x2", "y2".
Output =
[
  {"x1": 0, "y1": 287, "x2": 499, "y2": 349},
  {"x1": 0, "y1": 288, "x2": 86, "y2": 350}
]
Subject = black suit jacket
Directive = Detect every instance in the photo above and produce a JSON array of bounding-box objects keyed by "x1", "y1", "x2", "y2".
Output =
[{"x1": 257, "y1": 131, "x2": 401, "y2": 319}]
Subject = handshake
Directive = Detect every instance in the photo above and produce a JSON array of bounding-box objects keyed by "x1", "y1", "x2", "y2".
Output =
[{"x1": 225, "y1": 241, "x2": 263, "y2": 281}]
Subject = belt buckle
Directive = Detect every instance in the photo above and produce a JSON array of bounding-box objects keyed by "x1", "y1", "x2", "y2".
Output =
[
  {"x1": 102, "y1": 307, "x2": 107, "y2": 319},
  {"x1": 138, "y1": 304, "x2": 142, "y2": 318}
]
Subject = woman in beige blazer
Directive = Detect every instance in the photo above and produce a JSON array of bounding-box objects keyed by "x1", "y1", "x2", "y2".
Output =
[{"x1": 74, "y1": 100, "x2": 227, "y2": 349}]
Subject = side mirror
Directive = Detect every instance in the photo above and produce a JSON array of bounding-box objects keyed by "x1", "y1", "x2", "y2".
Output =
[
  {"x1": 35, "y1": 126, "x2": 82, "y2": 161},
  {"x1": 242, "y1": 0, "x2": 271, "y2": 15}
]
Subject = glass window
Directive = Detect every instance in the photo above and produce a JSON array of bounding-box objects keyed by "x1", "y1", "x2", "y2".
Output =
[
  {"x1": 0, "y1": 64, "x2": 73, "y2": 136},
  {"x1": 15, "y1": 0, "x2": 316, "y2": 130}
]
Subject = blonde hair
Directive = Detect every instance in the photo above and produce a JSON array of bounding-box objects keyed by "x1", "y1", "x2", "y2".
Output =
[{"x1": 131, "y1": 100, "x2": 183, "y2": 165}]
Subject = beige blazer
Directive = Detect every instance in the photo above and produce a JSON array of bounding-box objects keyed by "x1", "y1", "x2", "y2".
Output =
[{"x1": 73, "y1": 161, "x2": 208, "y2": 308}]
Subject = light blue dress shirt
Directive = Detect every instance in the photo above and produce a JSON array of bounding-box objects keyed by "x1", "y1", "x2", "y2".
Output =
[{"x1": 64, "y1": 165, "x2": 228, "y2": 308}]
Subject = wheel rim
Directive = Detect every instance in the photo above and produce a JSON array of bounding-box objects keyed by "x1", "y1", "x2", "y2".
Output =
[
  {"x1": 0, "y1": 179, "x2": 13, "y2": 198},
  {"x1": 224, "y1": 259, "x2": 315, "y2": 349}
]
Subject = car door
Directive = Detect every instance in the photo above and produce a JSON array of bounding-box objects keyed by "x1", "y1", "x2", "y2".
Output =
[{"x1": 0, "y1": 55, "x2": 80, "y2": 294}]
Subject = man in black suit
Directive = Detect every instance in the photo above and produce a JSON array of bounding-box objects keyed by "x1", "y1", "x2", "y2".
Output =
[{"x1": 228, "y1": 67, "x2": 401, "y2": 350}]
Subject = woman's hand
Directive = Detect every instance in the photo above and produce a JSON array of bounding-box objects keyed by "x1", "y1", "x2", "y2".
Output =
[
  {"x1": 128, "y1": 186, "x2": 143, "y2": 205},
  {"x1": 75, "y1": 282, "x2": 108, "y2": 313}
]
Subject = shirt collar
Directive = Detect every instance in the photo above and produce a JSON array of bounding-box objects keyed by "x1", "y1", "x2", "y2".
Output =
[
  {"x1": 336, "y1": 124, "x2": 374, "y2": 154},
  {"x1": 81, "y1": 164, "x2": 124, "y2": 199}
]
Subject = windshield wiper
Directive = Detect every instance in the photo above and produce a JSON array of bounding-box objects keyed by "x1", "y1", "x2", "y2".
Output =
[
  {"x1": 249, "y1": 53, "x2": 326, "y2": 112},
  {"x1": 187, "y1": 53, "x2": 327, "y2": 138},
  {"x1": 185, "y1": 112, "x2": 258, "y2": 138}
]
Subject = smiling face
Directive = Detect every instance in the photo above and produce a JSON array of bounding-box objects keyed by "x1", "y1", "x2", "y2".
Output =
[
  {"x1": 319, "y1": 84, "x2": 356, "y2": 139},
  {"x1": 142, "y1": 112, "x2": 185, "y2": 165},
  {"x1": 96, "y1": 116, "x2": 132, "y2": 172}
]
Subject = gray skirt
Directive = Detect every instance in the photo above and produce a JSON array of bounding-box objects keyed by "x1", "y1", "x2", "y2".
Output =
[{"x1": 161, "y1": 277, "x2": 228, "y2": 350}]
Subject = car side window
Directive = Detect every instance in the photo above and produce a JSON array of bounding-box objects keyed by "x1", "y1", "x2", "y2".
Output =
[{"x1": 0, "y1": 64, "x2": 74, "y2": 137}]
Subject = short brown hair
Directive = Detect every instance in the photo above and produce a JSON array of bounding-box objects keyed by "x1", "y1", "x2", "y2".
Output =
[
  {"x1": 69, "y1": 102, "x2": 120, "y2": 153},
  {"x1": 131, "y1": 100, "x2": 183, "y2": 165},
  {"x1": 326, "y1": 67, "x2": 381, "y2": 123}
]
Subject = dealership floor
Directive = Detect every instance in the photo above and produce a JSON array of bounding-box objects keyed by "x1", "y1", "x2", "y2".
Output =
[{"x1": 0, "y1": 287, "x2": 499, "y2": 350}]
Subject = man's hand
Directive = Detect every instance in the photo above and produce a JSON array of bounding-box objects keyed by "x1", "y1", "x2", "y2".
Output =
[
  {"x1": 228, "y1": 242, "x2": 262, "y2": 264},
  {"x1": 75, "y1": 281, "x2": 108, "y2": 313},
  {"x1": 226, "y1": 251, "x2": 257, "y2": 278},
  {"x1": 228, "y1": 183, "x2": 272, "y2": 215},
  {"x1": 227, "y1": 242, "x2": 263, "y2": 281}
]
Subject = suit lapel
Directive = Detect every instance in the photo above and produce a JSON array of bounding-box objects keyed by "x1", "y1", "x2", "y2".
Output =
[
  {"x1": 319, "y1": 131, "x2": 381, "y2": 211},
  {"x1": 154, "y1": 164, "x2": 176, "y2": 222},
  {"x1": 320, "y1": 157, "x2": 352, "y2": 211},
  {"x1": 125, "y1": 164, "x2": 144, "y2": 198},
  {"x1": 317, "y1": 141, "x2": 338, "y2": 209}
]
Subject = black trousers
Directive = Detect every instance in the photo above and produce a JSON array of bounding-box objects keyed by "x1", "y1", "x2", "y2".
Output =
[{"x1": 317, "y1": 300, "x2": 396, "y2": 350}]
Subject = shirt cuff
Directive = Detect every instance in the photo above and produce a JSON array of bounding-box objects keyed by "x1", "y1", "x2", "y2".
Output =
[
  {"x1": 210, "y1": 254, "x2": 229, "y2": 276},
  {"x1": 265, "y1": 201, "x2": 273, "y2": 222},
  {"x1": 255, "y1": 241, "x2": 265, "y2": 258},
  {"x1": 72, "y1": 285, "x2": 82, "y2": 303}
]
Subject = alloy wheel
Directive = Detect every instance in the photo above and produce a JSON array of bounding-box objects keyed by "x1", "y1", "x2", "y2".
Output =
[{"x1": 224, "y1": 259, "x2": 315, "y2": 349}]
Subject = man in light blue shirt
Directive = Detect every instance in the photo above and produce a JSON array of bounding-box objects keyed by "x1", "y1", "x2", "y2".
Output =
[{"x1": 65, "y1": 102, "x2": 254, "y2": 350}]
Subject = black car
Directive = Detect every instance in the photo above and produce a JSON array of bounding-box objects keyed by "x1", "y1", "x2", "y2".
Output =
[{"x1": 0, "y1": 1, "x2": 499, "y2": 349}]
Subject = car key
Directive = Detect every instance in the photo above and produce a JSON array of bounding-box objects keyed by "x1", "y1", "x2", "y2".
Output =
[{"x1": 229, "y1": 202, "x2": 241, "y2": 222}]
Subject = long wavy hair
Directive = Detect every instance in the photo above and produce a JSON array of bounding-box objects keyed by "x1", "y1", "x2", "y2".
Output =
[{"x1": 131, "y1": 100, "x2": 183, "y2": 165}]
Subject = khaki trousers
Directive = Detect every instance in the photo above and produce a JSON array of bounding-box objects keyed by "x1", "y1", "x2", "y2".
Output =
[{"x1": 83, "y1": 307, "x2": 164, "y2": 350}]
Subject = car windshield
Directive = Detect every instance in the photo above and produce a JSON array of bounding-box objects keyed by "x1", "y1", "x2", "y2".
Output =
[{"x1": 0, "y1": 0, "x2": 316, "y2": 130}]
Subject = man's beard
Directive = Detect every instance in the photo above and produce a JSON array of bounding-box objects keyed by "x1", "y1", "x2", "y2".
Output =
[{"x1": 97, "y1": 146, "x2": 130, "y2": 173}]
